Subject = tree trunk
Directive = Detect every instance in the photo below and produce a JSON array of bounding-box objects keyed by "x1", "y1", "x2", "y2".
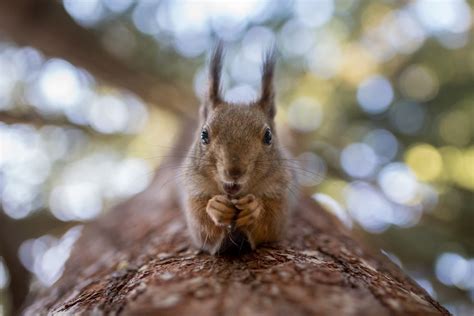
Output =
[{"x1": 23, "y1": 135, "x2": 450, "y2": 316}]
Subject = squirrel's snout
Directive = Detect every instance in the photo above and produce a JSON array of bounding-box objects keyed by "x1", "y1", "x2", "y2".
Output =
[
  {"x1": 225, "y1": 167, "x2": 244, "y2": 180},
  {"x1": 223, "y1": 182, "x2": 241, "y2": 196},
  {"x1": 221, "y1": 165, "x2": 246, "y2": 196}
]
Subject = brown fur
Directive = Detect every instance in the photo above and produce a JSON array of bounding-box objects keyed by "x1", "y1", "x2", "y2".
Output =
[{"x1": 181, "y1": 45, "x2": 297, "y2": 254}]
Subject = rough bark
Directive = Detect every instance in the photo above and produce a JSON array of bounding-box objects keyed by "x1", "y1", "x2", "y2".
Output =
[{"x1": 23, "y1": 144, "x2": 450, "y2": 315}]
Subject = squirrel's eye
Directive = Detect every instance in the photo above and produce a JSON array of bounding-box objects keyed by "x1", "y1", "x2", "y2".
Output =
[
  {"x1": 201, "y1": 128, "x2": 209, "y2": 145},
  {"x1": 263, "y1": 128, "x2": 272, "y2": 145}
]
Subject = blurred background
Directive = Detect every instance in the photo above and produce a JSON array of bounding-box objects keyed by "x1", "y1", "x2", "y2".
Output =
[{"x1": 0, "y1": 0, "x2": 473, "y2": 315}]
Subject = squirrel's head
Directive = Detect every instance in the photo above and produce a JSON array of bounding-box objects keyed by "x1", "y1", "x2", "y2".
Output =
[{"x1": 193, "y1": 43, "x2": 280, "y2": 197}]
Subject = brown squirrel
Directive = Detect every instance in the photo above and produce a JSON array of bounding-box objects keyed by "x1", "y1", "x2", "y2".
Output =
[{"x1": 181, "y1": 43, "x2": 297, "y2": 255}]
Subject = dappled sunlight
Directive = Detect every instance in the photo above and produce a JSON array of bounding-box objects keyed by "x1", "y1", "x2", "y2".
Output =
[
  {"x1": 19, "y1": 226, "x2": 83, "y2": 286},
  {"x1": 436, "y1": 253, "x2": 474, "y2": 290},
  {"x1": 356, "y1": 75, "x2": 394, "y2": 114},
  {"x1": 0, "y1": 0, "x2": 473, "y2": 314}
]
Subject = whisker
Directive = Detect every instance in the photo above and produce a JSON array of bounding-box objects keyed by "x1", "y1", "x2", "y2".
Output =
[{"x1": 254, "y1": 161, "x2": 325, "y2": 181}]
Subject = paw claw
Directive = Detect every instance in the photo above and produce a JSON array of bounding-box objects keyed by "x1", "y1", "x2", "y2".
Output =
[
  {"x1": 232, "y1": 194, "x2": 261, "y2": 229},
  {"x1": 207, "y1": 195, "x2": 236, "y2": 226}
]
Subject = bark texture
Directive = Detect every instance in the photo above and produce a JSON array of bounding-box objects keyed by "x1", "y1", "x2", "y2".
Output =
[{"x1": 23, "y1": 171, "x2": 450, "y2": 315}]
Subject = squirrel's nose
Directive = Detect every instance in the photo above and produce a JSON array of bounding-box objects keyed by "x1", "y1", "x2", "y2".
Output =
[{"x1": 225, "y1": 167, "x2": 243, "y2": 180}]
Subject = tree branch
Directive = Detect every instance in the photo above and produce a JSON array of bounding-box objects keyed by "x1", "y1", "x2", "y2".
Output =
[{"x1": 22, "y1": 127, "x2": 450, "y2": 315}]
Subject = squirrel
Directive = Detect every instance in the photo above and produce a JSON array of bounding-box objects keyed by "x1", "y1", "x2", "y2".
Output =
[{"x1": 181, "y1": 43, "x2": 297, "y2": 255}]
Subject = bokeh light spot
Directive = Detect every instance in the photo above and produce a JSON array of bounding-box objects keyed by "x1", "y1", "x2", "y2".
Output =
[
  {"x1": 294, "y1": 0, "x2": 334, "y2": 29},
  {"x1": 308, "y1": 34, "x2": 342, "y2": 79},
  {"x1": 399, "y1": 64, "x2": 439, "y2": 101},
  {"x1": 405, "y1": 144, "x2": 443, "y2": 181},
  {"x1": 357, "y1": 75, "x2": 394, "y2": 114},
  {"x1": 0, "y1": 55, "x2": 20, "y2": 110},
  {"x1": 50, "y1": 183, "x2": 102, "y2": 221},
  {"x1": 344, "y1": 181, "x2": 393, "y2": 233},
  {"x1": 341, "y1": 143, "x2": 378, "y2": 178},
  {"x1": 88, "y1": 95, "x2": 129, "y2": 134},
  {"x1": 19, "y1": 226, "x2": 82, "y2": 286},
  {"x1": 295, "y1": 152, "x2": 327, "y2": 186},
  {"x1": 455, "y1": 147, "x2": 474, "y2": 190},
  {"x1": 363, "y1": 129, "x2": 399, "y2": 163},
  {"x1": 35, "y1": 59, "x2": 85, "y2": 112},
  {"x1": 279, "y1": 19, "x2": 315, "y2": 57},
  {"x1": 287, "y1": 97, "x2": 323, "y2": 132},
  {"x1": 106, "y1": 158, "x2": 152, "y2": 198},
  {"x1": 413, "y1": 0, "x2": 472, "y2": 34},
  {"x1": 387, "y1": 9, "x2": 426, "y2": 55},
  {"x1": 64, "y1": 0, "x2": 104, "y2": 26},
  {"x1": 224, "y1": 84, "x2": 257, "y2": 103},
  {"x1": 242, "y1": 26, "x2": 275, "y2": 63},
  {"x1": 378, "y1": 163, "x2": 419, "y2": 205},
  {"x1": 313, "y1": 193, "x2": 352, "y2": 228},
  {"x1": 439, "y1": 110, "x2": 472, "y2": 146},
  {"x1": 435, "y1": 253, "x2": 474, "y2": 289},
  {"x1": 389, "y1": 101, "x2": 425, "y2": 135},
  {"x1": 102, "y1": 0, "x2": 133, "y2": 13},
  {"x1": 230, "y1": 49, "x2": 261, "y2": 85}
]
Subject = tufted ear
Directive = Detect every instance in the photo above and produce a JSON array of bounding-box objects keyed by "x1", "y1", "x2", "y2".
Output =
[
  {"x1": 207, "y1": 41, "x2": 224, "y2": 107},
  {"x1": 258, "y1": 48, "x2": 276, "y2": 118},
  {"x1": 199, "y1": 103, "x2": 209, "y2": 122}
]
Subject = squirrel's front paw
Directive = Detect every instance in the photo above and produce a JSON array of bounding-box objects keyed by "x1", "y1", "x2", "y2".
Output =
[
  {"x1": 232, "y1": 194, "x2": 262, "y2": 229},
  {"x1": 206, "y1": 195, "x2": 236, "y2": 227}
]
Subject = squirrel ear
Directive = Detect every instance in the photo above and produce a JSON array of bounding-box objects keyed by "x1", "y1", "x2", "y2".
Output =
[
  {"x1": 258, "y1": 47, "x2": 276, "y2": 118},
  {"x1": 207, "y1": 41, "x2": 224, "y2": 108},
  {"x1": 199, "y1": 103, "x2": 208, "y2": 121}
]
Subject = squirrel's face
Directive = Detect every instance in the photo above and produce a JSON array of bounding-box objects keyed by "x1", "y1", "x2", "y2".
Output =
[
  {"x1": 197, "y1": 103, "x2": 278, "y2": 197},
  {"x1": 192, "y1": 43, "x2": 278, "y2": 197}
]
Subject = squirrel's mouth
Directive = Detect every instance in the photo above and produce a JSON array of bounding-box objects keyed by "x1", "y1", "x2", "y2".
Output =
[{"x1": 223, "y1": 182, "x2": 241, "y2": 196}]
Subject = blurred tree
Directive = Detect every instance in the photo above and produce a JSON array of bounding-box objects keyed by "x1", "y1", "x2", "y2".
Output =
[
  {"x1": 0, "y1": 0, "x2": 195, "y2": 117},
  {"x1": 0, "y1": 0, "x2": 472, "y2": 315}
]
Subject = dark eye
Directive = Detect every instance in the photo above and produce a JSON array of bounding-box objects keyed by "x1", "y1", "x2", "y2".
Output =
[
  {"x1": 263, "y1": 128, "x2": 272, "y2": 145},
  {"x1": 201, "y1": 128, "x2": 209, "y2": 145}
]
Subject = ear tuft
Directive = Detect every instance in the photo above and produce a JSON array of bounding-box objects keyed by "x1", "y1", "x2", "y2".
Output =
[
  {"x1": 208, "y1": 41, "x2": 224, "y2": 106},
  {"x1": 199, "y1": 104, "x2": 208, "y2": 121},
  {"x1": 259, "y1": 47, "x2": 276, "y2": 118}
]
